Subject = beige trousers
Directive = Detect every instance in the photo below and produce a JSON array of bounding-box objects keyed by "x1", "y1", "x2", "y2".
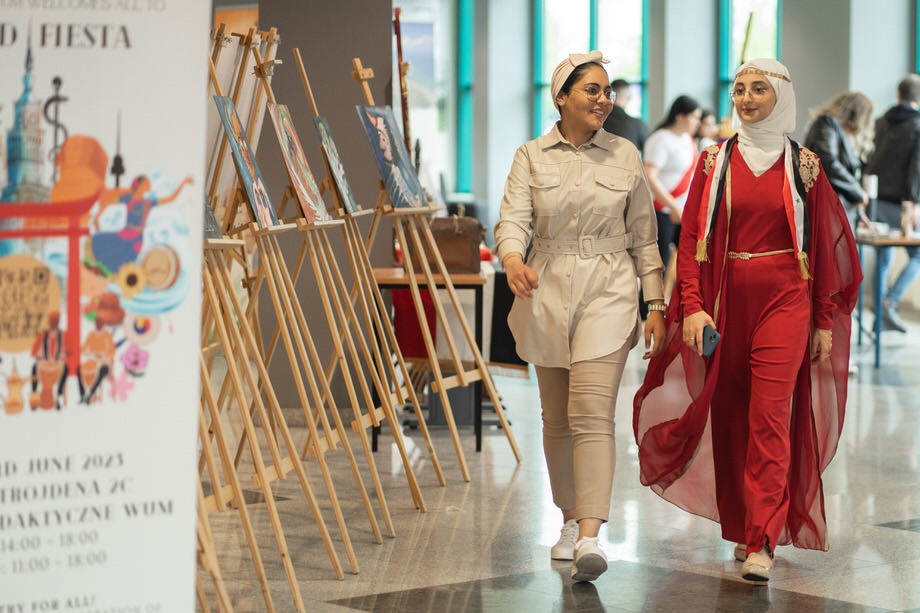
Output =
[{"x1": 534, "y1": 343, "x2": 629, "y2": 522}]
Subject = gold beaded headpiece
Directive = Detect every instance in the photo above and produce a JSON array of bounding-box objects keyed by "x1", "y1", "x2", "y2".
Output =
[{"x1": 734, "y1": 67, "x2": 790, "y2": 82}]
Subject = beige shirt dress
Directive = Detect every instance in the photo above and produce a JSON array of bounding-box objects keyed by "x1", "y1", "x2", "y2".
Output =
[{"x1": 494, "y1": 125, "x2": 664, "y2": 368}]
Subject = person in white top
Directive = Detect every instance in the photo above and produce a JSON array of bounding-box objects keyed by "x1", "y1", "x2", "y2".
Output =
[
  {"x1": 494, "y1": 51, "x2": 665, "y2": 583},
  {"x1": 643, "y1": 96, "x2": 702, "y2": 300}
]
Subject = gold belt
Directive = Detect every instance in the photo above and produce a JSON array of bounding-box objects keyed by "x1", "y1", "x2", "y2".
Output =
[{"x1": 727, "y1": 248, "x2": 794, "y2": 260}]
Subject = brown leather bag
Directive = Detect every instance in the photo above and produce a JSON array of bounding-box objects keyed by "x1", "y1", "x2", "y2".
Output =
[{"x1": 406, "y1": 214, "x2": 485, "y2": 274}]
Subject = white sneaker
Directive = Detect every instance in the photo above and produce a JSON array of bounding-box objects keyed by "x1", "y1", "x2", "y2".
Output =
[
  {"x1": 571, "y1": 537, "x2": 608, "y2": 582},
  {"x1": 734, "y1": 543, "x2": 747, "y2": 562},
  {"x1": 550, "y1": 519, "x2": 578, "y2": 560},
  {"x1": 741, "y1": 547, "x2": 773, "y2": 584}
]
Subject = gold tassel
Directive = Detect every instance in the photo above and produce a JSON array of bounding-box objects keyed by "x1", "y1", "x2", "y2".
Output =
[
  {"x1": 695, "y1": 238, "x2": 710, "y2": 263},
  {"x1": 797, "y1": 251, "x2": 811, "y2": 280}
]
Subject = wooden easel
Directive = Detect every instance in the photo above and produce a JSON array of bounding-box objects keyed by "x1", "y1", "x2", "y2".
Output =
[
  {"x1": 349, "y1": 57, "x2": 522, "y2": 473},
  {"x1": 291, "y1": 49, "x2": 447, "y2": 488},
  {"x1": 198, "y1": 324, "x2": 271, "y2": 610},
  {"x1": 249, "y1": 47, "x2": 434, "y2": 515},
  {"x1": 195, "y1": 479, "x2": 234, "y2": 613},
  {"x1": 205, "y1": 55, "x2": 358, "y2": 584},
  {"x1": 208, "y1": 26, "x2": 279, "y2": 218},
  {"x1": 200, "y1": 241, "x2": 318, "y2": 612}
]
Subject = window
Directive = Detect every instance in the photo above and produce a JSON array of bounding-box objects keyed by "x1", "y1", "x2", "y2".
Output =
[
  {"x1": 534, "y1": 0, "x2": 590, "y2": 137},
  {"x1": 597, "y1": 0, "x2": 648, "y2": 120},
  {"x1": 534, "y1": 0, "x2": 646, "y2": 137},
  {"x1": 456, "y1": 0, "x2": 473, "y2": 192},
  {"x1": 718, "y1": 0, "x2": 780, "y2": 119}
]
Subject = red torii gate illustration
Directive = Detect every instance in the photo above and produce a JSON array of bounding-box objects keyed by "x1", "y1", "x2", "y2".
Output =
[{"x1": 0, "y1": 190, "x2": 100, "y2": 375}]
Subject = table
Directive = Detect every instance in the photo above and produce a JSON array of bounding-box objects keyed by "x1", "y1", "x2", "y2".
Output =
[
  {"x1": 855, "y1": 233, "x2": 920, "y2": 367},
  {"x1": 372, "y1": 267, "x2": 489, "y2": 451}
]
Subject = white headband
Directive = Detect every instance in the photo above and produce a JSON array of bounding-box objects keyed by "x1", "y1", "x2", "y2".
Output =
[{"x1": 551, "y1": 51, "x2": 610, "y2": 108}]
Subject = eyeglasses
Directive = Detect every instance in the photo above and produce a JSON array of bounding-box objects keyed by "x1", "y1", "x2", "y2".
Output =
[
  {"x1": 730, "y1": 84, "x2": 773, "y2": 100},
  {"x1": 573, "y1": 85, "x2": 616, "y2": 103}
]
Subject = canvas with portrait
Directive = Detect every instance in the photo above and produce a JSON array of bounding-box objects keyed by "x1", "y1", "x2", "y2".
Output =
[
  {"x1": 213, "y1": 95, "x2": 279, "y2": 230},
  {"x1": 313, "y1": 116, "x2": 359, "y2": 214},
  {"x1": 356, "y1": 105, "x2": 426, "y2": 208},
  {"x1": 268, "y1": 103, "x2": 329, "y2": 224}
]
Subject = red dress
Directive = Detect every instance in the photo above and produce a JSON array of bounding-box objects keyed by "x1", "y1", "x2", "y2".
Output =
[{"x1": 633, "y1": 143, "x2": 861, "y2": 553}]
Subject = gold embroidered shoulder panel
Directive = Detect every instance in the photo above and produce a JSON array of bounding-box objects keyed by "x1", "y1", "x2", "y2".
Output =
[
  {"x1": 798, "y1": 147, "x2": 819, "y2": 192},
  {"x1": 702, "y1": 144, "x2": 720, "y2": 176}
]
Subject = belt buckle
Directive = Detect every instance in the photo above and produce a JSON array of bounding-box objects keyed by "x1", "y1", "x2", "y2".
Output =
[{"x1": 578, "y1": 236, "x2": 595, "y2": 258}]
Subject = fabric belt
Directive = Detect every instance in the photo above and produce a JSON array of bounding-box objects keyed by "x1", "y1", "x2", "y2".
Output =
[
  {"x1": 532, "y1": 234, "x2": 632, "y2": 258},
  {"x1": 727, "y1": 248, "x2": 794, "y2": 260}
]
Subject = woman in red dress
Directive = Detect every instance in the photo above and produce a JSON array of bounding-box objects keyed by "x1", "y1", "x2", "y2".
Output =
[{"x1": 633, "y1": 59, "x2": 861, "y2": 584}]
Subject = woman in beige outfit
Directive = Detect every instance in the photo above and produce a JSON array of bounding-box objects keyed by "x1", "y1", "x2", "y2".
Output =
[{"x1": 495, "y1": 51, "x2": 666, "y2": 582}]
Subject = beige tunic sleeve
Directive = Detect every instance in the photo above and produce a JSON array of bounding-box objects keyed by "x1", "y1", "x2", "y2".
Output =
[{"x1": 494, "y1": 127, "x2": 664, "y2": 368}]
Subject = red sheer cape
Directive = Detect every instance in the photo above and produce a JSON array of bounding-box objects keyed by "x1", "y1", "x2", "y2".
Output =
[{"x1": 632, "y1": 148, "x2": 862, "y2": 551}]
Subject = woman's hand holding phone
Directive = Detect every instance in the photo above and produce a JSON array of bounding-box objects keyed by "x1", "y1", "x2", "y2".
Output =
[{"x1": 682, "y1": 310, "x2": 716, "y2": 357}]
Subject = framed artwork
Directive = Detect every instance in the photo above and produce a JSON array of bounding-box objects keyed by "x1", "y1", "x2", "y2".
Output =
[
  {"x1": 213, "y1": 95, "x2": 279, "y2": 229},
  {"x1": 313, "y1": 116, "x2": 359, "y2": 214},
  {"x1": 356, "y1": 105, "x2": 426, "y2": 208},
  {"x1": 268, "y1": 103, "x2": 328, "y2": 224}
]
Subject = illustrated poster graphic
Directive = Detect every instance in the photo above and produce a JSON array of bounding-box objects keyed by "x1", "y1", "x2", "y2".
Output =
[{"x1": 0, "y1": 3, "x2": 208, "y2": 610}]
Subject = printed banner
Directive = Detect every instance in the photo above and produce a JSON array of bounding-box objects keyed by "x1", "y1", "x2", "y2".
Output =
[{"x1": 0, "y1": 2, "x2": 207, "y2": 610}]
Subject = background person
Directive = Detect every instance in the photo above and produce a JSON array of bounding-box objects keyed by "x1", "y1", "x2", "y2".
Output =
[
  {"x1": 643, "y1": 95, "x2": 702, "y2": 301},
  {"x1": 495, "y1": 51, "x2": 665, "y2": 583},
  {"x1": 804, "y1": 91, "x2": 874, "y2": 231},
  {"x1": 865, "y1": 74, "x2": 920, "y2": 333},
  {"x1": 695, "y1": 108, "x2": 719, "y2": 151},
  {"x1": 602, "y1": 78, "x2": 649, "y2": 152}
]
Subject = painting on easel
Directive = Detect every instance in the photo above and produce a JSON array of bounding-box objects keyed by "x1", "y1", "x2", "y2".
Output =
[
  {"x1": 268, "y1": 103, "x2": 329, "y2": 224},
  {"x1": 203, "y1": 200, "x2": 223, "y2": 239},
  {"x1": 213, "y1": 95, "x2": 279, "y2": 229},
  {"x1": 356, "y1": 105, "x2": 426, "y2": 208},
  {"x1": 313, "y1": 116, "x2": 360, "y2": 214}
]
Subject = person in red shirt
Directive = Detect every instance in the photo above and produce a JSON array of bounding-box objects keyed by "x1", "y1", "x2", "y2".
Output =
[{"x1": 633, "y1": 59, "x2": 861, "y2": 584}]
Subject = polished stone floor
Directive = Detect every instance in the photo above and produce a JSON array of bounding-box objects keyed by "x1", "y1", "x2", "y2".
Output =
[{"x1": 200, "y1": 310, "x2": 920, "y2": 612}]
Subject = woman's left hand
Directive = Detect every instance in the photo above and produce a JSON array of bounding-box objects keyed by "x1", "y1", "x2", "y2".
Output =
[
  {"x1": 643, "y1": 311, "x2": 666, "y2": 359},
  {"x1": 811, "y1": 328, "x2": 832, "y2": 362}
]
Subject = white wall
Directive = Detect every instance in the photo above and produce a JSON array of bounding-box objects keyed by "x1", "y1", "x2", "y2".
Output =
[
  {"x1": 662, "y1": 0, "x2": 720, "y2": 125},
  {"x1": 850, "y1": 0, "x2": 913, "y2": 113}
]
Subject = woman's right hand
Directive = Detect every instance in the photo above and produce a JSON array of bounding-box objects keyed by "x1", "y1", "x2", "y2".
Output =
[
  {"x1": 503, "y1": 254, "x2": 539, "y2": 299},
  {"x1": 682, "y1": 310, "x2": 715, "y2": 356}
]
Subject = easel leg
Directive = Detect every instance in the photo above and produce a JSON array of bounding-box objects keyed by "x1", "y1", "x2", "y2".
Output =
[
  {"x1": 311, "y1": 230, "x2": 426, "y2": 513},
  {"x1": 394, "y1": 219, "x2": 471, "y2": 481},
  {"x1": 203, "y1": 261, "x2": 306, "y2": 609},
  {"x1": 273, "y1": 231, "x2": 389, "y2": 541},
  {"x1": 207, "y1": 249, "x2": 348, "y2": 581},
  {"x1": 250, "y1": 235, "x2": 361, "y2": 573},
  {"x1": 338, "y1": 220, "x2": 446, "y2": 486},
  {"x1": 415, "y1": 220, "x2": 522, "y2": 462}
]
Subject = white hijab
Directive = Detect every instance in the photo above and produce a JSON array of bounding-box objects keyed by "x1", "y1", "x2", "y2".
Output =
[{"x1": 735, "y1": 58, "x2": 796, "y2": 176}]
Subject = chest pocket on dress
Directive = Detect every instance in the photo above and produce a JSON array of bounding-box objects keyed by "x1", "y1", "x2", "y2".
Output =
[
  {"x1": 529, "y1": 172, "x2": 562, "y2": 216},
  {"x1": 592, "y1": 170, "x2": 630, "y2": 218}
]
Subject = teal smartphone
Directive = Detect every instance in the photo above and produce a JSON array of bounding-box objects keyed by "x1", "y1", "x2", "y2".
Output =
[{"x1": 702, "y1": 325, "x2": 721, "y2": 356}]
